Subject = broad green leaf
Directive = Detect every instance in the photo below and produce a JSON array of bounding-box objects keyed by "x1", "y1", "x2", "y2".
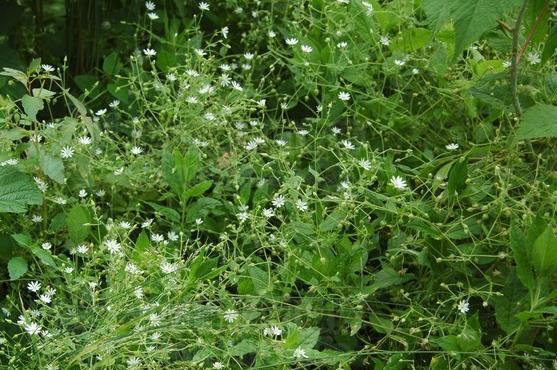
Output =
[
  {"x1": 229, "y1": 339, "x2": 258, "y2": 357},
  {"x1": 391, "y1": 28, "x2": 432, "y2": 52},
  {"x1": 0, "y1": 166, "x2": 43, "y2": 213},
  {"x1": 63, "y1": 89, "x2": 88, "y2": 117},
  {"x1": 8, "y1": 256, "x2": 27, "y2": 280},
  {"x1": 32, "y1": 88, "x2": 56, "y2": 99},
  {"x1": 447, "y1": 159, "x2": 468, "y2": 197},
  {"x1": 319, "y1": 207, "x2": 348, "y2": 232},
  {"x1": 145, "y1": 201, "x2": 181, "y2": 223},
  {"x1": 249, "y1": 265, "x2": 271, "y2": 295},
  {"x1": 11, "y1": 233, "x2": 32, "y2": 247},
  {"x1": 515, "y1": 104, "x2": 557, "y2": 141},
  {"x1": 422, "y1": 0, "x2": 453, "y2": 31},
  {"x1": 29, "y1": 246, "x2": 56, "y2": 267},
  {"x1": 66, "y1": 205, "x2": 91, "y2": 243},
  {"x1": 182, "y1": 180, "x2": 212, "y2": 201},
  {"x1": 366, "y1": 266, "x2": 414, "y2": 293},
  {"x1": 493, "y1": 271, "x2": 529, "y2": 334},
  {"x1": 39, "y1": 154, "x2": 65, "y2": 184},
  {"x1": 0, "y1": 67, "x2": 27, "y2": 85},
  {"x1": 21, "y1": 94, "x2": 44, "y2": 121},
  {"x1": 531, "y1": 226, "x2": 557, "y2": 275},
  {"x1": 102, "y1": 51, "x2": 121, "y2": 75},
  {"x1": 509, "y1": 221, "x2": 535, "y2": 290}
]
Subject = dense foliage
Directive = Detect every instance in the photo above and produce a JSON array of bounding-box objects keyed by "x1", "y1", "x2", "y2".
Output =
[{"x1": 1, "y1": 0, "x2": 557, "y2": 369}]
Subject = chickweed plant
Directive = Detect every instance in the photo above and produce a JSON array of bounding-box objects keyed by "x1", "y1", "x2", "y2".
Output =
[{"x1": 1, "y1": 0, "x2": 557, "y2": 369}]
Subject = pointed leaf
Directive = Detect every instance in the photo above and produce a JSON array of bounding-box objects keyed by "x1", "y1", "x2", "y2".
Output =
[
  {"x1": 0, "y1": 166, "x2": 43, "y2": 213},
  {"x1": 8, "y1": 256, "x2": 28, "y2": 280},
  {"x1": 531, "y1": 226, "x2": 557, "y2": 275}
]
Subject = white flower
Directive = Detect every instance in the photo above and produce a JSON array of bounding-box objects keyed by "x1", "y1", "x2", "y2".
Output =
[
  {"x1": 293, "y1": 347, "x2": 308, "y2": 359},
  {"x1": 341, "y1": 140, "x2": 355, "y2": 149},
  {"x1": 298, "y1": 129, "x2": 309, "y2": 136},
  {"x1": 143, "y1": 48, "x2": 157, "y2": 57},
  {"x1": 212, "y1": 362, "x2": 224, "y2": 369},
  {"x1": 95, "y1": 108, "x2": 107, "y2": 116},
  {"x1": 134, "y1": 287, "x2": 144, "y2": 299},
  {"x1": 64, "y1": 266, "x2": 74, "y2": 273},
  {"x1": 268, "y1": 30, "x2": 276, "y2": 38},
  {"x1": 332, "y1": 127, "x2": 341, "y2": 135},
  {"x1": 285, "y1": 38, "x2": 299, "y2": 46},
  {"x1": 167, "y1": 231, "x2": 179, "y2": 241},
  {"x1": 231, "y1": 80, "x2": 243, "y2": 91},
  {"x1": 337, "y1": 41, "x2": 348, "y2": 49},
  {"x1": 141, "y1": 218, "x2": 153, "y2": 228},
  {"x1": 27, "y1": 281, "x2": 41, "y2": 293},
  {"x1": 78, "y1": 136, "x2": 92, "y2": 145},
  {"x1": 502, "y1": 59, "x2": 511, "y2": 68},
  {"x1": 76, "y1": 244, "x2": 88, "y2": 254},
  {"x1": 301, "y1": 45, "x2": 313, "y2": 53},
  {"x1": 223, "y1": 309, "x2": 238, "y2": 323},
  {"x1": 39, "y1": 294, "x2": 52, "y2": 304},
  {"x1": 362, "y1": 1, "x2": 373, "y2": 14},
  {"x1": 379, "y1": 35, "x2": 390, "y2": 46},
  {"x1": 527, "y1": 52, "x2": 540, "y2": 65},
  {"x1": 245, "y1": 140, "x2": 258, "y2": 151},
  {"x1": 42, "y1": 64, "x2": 55, "y2": 73},
  {"x1": 127, "y1": 357, "x2": 141, "y2": 368},
  {"x1": 126, "y1": 263, "x2": 142, "y2": 275},
  {"x1": 113, "y1": 167, "x2": 124, "y2": 175},
  {"x1": 295, "y1": 199, "x2": 308, "y2": 212},
  {"x1": 60, "y1": 146, "x2": 74, "y2": 159},
  {"x1": 359, "y1": 159, "x2": 371, "y2": 170},
  {"x1": 151, "y1": 332, "x2": 161, "y2": 340},
  {"x1": 264, "y1": 325, "x2": 283, "y2": 337},
  {"x1": 109, "y1": 100, "x2": 120, "y2": 108},
  {"x1": 390, "y1": 176, "x2": 407, "y2": 190},
  {"x1": 41, "y1": 242, "x2": 52, "y2": 250},
  {"x1": 244, "y1": 52, "x2": 255, "y2": 60},
  {"x1": 118, "y1": 221, "x2": 131, "y2": 229},
  {"x1": 166, "y1": 72, "x2": 177, "y2": 81},
  {"x1": 32, "y1": 215, "x2": 43, "y2": 223},
  {"x1": 394, "y1": 59, "x2": 406, "y2": 66},
  {"x1": 222, "y1": 26, "x2": 229, "y2": 39},
  {"x1": 275, "y1": 139, "x2": 286, "y2": 147},
  {"x1": 105, "y1": 239, "x2": 122, "y2": 254},
  {"x1": 263, "y1": 208, "x2": 275, "y2": 218},
  {"x1": 151, "y1": 233, "x2": 164, "y2": 243},
  {"x1": 160, "y1": 261, "x2": 177, "y2": 274},
  {"x1": 130, "y1": 146, "x2": 143, "y2": 155},
  {"x1": 145, "y1": 1, "x2": 155, "y2": 11},
  {"x1": 445, "y1": 143, "x2": 459, "y2": 151},
  {"x1": 96, "y1": 189, "x2": 106, "y2": 197},
  {"x1": 411, "y1": 68, "x2": 420, "y2": 75},
  {"x1": 338, "y1": 91, "x2": 351, "y2": 101},
  {"x1": 195, "y1": 48, "x2": 207, "y2": 57},
  {"x1": 149, "y1": 313, "x2": 161, "y2": 326},
  {"x1": 24, "y1": 322, "x2": 41, "y2": 335},
  {"x1": 457, "y1": 300, "x2": 470, "y2": 314},
  {"x1": 198, "y1": 1, "x2": 210, "y2": 11},
  {"x1": 195, "y1": 218, "x2": 204, "y2": 225},
  {"x1": 78, "y1": 189, "x2": 87, "y2": 198},
  {"x1": 147, "y1": 12, "x2": 159, "y2": 20},
  {"x1": 272, "y1": 195, "x2": 286, "y2": 208},
  {"x1": 53, "y1": 196, "x2": 66, "y2": 205}
]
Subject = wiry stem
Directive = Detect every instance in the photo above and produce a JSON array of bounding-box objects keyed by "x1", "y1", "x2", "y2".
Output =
[{"x1": 511, "y1": 0, "x2": 529, "y2": 117}]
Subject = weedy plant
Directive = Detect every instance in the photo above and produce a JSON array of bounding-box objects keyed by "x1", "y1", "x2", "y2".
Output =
[{"x1": 0, "y1": 0, "x2": 557, "y2": 369}]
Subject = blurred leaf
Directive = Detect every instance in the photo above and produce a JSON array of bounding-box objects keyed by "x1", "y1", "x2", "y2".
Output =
[
  {"x1": 8, "y1": 256, "x2": 27, "y2": 280},
  {"x1": 510, "y1": 221, "x2": 535, "y2": 290},
  {"x1": 531, "y1": 226, "x2": 557, "y2": 275},
  {"x1": 447, "y1": 159, "x2": 468, "y2": 197},
  {"x1": 21, "y1": 94, "x2": 44, "y2": 121},
  {"x1": 515, "y1": 104, "x2": 557, "y2": 141},
  {"x1": 39, "y1": 154, "x2": 65, "y2": 184},
  {"x1": 67, "y1": 205, "x2": 91, "y2": 243},
  {"x1": 542, "y1": 27, "x2": 557, "y2": 65},
  {"x1": 102, "y1": 52, "x2": 121, "y2": 75}
]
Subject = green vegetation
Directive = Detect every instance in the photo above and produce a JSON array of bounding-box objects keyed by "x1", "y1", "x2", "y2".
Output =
[{"x1": 1, "y1": 0, "x2": 557, "y2": 369}]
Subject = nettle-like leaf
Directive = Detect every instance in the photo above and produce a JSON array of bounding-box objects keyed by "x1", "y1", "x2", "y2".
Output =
[
  {"x1": 8, "y1": 256, "x2": 28, "y2": 280},
  {"x1": 21, "y1": 94, "x2": 44, "y2": 121},
  {"x1": 423, "y1": 0, "x2": 520, "y2": 59},
  {"x1": 0, "y1": 166, "x2": 43, "y2": 213},
  {"x1": 514, "y1": 104, "x2": 557, "y2": 142}
]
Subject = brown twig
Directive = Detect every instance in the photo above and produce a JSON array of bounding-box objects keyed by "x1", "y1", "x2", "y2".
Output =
[{"x1": 498, "y1": 20, "x2": 513, "y2": 33}]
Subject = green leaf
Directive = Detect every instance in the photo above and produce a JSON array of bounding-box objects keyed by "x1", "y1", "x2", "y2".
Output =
[
  {"x1": 391, "y1": 28, "x2": 432, "y2": 52},
  {"x1": 63, "y1": 89, "x2": 88, "y2": 117},
  {"x1": 102, "y1": 52, "x2": 121, "y2": 76},
  {"x1": 145, "y1": 201, "x2": 181, "y2": 223},
  {"x1": 447, "y1": 159, "x2": 468, "y2": 197},
  {"x1": 515, "y1": 104, "x2": 557, "y2": 141},
  {"x1": 0, "y1": 67, "x2": 27, "y2": 85},
  {"x1": 21, "y1": 94, "x2": 44, "y2": 121},
  {"x1": 319, "y1": 207, "x2": 348, "y2": 232},
  {"x1": 29, "y1": 247, "x2": 56, "y2": 267},
  {"x1": 542, "y1": 27, "x2": 557, "y2": 65},
  {"x1": 0, "y1": 166, "x2": 43, "y2": 213},
  {"x1": 8, "y1": 256, "x2": 27, "y2": 280},
  {"x1": 494, "y1": 271, "x2": 529, "y2": 334},
  {"x1": 229, "y1": 339, "x2": 258, "y2": 356},
  {"x1": 39, "y1": 154, "x2": 65, "y2": 184},
  {"x1": 66, "y1": 205, "x2": 91, "y2": 243},
  {"x1": 422, "y1": 0, "x2": 453, "y2": 31},
  {"x1": 182, "y1": 180, "x2": 212, "y2": 201},
  {"x1": 510, "y1": 221, "x2": 535, "y2": 290},
  {"x1": 32, "y1": 88, "x2": 56, "y2": 99},
  {"x1": 531, "y1": 226, "x2": 557, "y2": 275},
  {"x1": 249, "y1": 266, "x2": 271, "y2": 295}
]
